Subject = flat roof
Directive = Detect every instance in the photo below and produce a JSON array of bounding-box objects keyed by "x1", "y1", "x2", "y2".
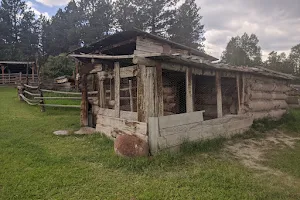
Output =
[{"x1": 70, "y1": 29, "x2": 218, "y2": 62}]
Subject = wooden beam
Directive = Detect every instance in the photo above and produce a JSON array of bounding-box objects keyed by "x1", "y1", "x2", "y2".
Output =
[
  {"x1": 32, "y1": 64, "x2": 35, "y2": 82},
  {"x1": 75, "y1": 61, "x2": 79, "y2": 91},
  {"x1": 1, "y1": 65, "x2": 5, "y2": 84},
  {"x1": 137, "y1": 65, "x2": 146, "y2": 122},
  {"x1": 156, "y1": 64, "x2": 164, "y2": 116},
  {"x1": 129, "y1": 80, "x2": 134, "y2": 112},
  {"x1": 236, "y1": 73, "x2": 241, "y2": 114},
  {"x1": 70, "y1": 54, "x2": 134, "y2": 60},
  {"x1": 186, "y1": 68, "x2": 194, "y2": 113},
  {"x1": 215, "y1": 71, "x2": 223, "y2": 118},
  {"x1": 133, "y1": 56, "x2": 157, "y2": 67},
  {"x1": 114, "y1": 62, "x2": 120, "y2": 118},
  {"x1": 81, "y1": 74, "x2": 88, "y2": 127}
]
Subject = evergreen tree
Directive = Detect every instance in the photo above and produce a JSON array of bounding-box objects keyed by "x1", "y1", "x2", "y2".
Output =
[
  {"x1": 114, "y1": 0, "x2": 140, "y2": 31},
  {"x1": 264, "y1": 51, "x2": 293, "y2": 74},
  {"x1": 135, "y1": 0, "x2": 178, "y2": 35},
  {"x1": 289, "y1": 44, "x2": 300, "y2": 76},
  {"x1": 221, "y1": 33, "x2": 262, "y2": 67},
  {"x1": 168, "y1": 0, "x2": 205, "y2": 49},
  {"x1": 80, "y1": 0, "x2": 113, "y2": 43}
]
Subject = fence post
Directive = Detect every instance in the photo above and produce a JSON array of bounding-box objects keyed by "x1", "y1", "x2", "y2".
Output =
[{"x1": 19, "y1": 72, "x2": 22, "y2": 84}]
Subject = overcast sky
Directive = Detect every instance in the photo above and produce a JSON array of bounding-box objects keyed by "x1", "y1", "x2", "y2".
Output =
[{"x1": 26, "y1": 0, "x2": 300, "y2": 60}]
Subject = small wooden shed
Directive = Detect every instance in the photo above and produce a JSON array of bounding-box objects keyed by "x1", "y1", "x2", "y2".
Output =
[{"x1": 70, "y1": 30, "x2": 293, "y2": 153}]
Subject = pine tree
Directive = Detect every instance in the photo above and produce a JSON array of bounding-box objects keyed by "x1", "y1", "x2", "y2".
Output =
[
  {"x1": 221, "y1": 33, "x2": 262, "y2": 67},
  {"x1": 135, "y1": 0, "x2": 178, "y2": 35},
  {"x1": 168, "y1": 0, "x2": 205, "y2": 49},
  {"x1": 289, "y1": 44, "x2": 300, "y2": 76},
  {"x1": 114, "y1": 0, "x2": 140, "y2": 31}
]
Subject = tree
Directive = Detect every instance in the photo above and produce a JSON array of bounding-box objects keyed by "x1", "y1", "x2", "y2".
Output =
[
  {"x1": 114, "y1": 0, "x2": 140, "y2": 31},
  {"x1": 168, "y1": 0, "x2": 205, "y2": 50},
  {"x1": 42, "y1": 54, "x2": 75, "y2": 78},
  {"x1": 0, "y1": 0, "x2": 39, "y2": 60},
  {"x1": 80, "y1": 0, "x2": 113, "y2": 43},
  {"x1": 221, "y1": 33, "x2": 262, "y2": 67},
  {"x1": 135, "y1": 0, "x2": 179, "y2": 35},
  {"x1": 289, "y1": 44, "x2": 300, "y2": 76},
  {"x1": 264, "y1": 51, "x2": 293, "y2": 74}
]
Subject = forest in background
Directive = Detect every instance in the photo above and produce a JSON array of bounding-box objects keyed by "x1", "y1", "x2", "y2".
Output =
[{"x1": 0, "y1": 0, "x2": 299, "y2": 79}]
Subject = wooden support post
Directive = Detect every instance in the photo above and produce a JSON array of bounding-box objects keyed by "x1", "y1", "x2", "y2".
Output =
[
  {"x1": 32, "y1": 64, "x2": 35, "y2": 83},
  {"x1": 19, "y1": 72, "x2": 22, "y2": 84},
  {"x1": 146, "y1": 67, "x2": 157, "y2": 118},
  {"x1": 75, "y1": 61, "x2": 79, "y2": 91},
  {"x1": 236, "y1": 73, "x2": 241, "y2": 114},
  {"x1": 137, "y1": 65, "x2": 146, "y2": 122},
  {"x1": 8, "y1": 72, "x2": 11, "y2": 84},
  {"x1": 156, "y1": 64, "x2": 164, "y2": 116},
  {"x1": 216, "y1": 71, "x2": 223, "y2": 118},
  {"x1": 114, "y1": 62, "x2": 120, "y2": 118},
  {"x1": 81, "y1": 74, "x2": 88, "y2": 127},
  {"x1": 26, "y1": 63, "x2": 29, "y2": 85},
  {"x1": 186, "y1": 68, "x2": 194, "y2": 113},
  {"x1": 241, "y1": 74, "x2": 245, "y2": 107},
  {"x1": 129, "y1": 80, "x2": 134, "y2": 112},
  {"x1": 1, "y1": 65, "x2": 5, "y2": 84}
]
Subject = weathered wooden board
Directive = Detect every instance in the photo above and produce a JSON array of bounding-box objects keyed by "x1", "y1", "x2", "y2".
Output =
[
  {"x1": 120, "y1": 65, "x2": 138, "y2": 78},
  {"x1": 96, "y1": 115, "x2": 147, "y2": 141},
  {"x1": 158, "y1": 111, "x2": 205, "y2": 130},
  {"x1": 98, "y1": 108, "x2": 138, "y2": 121}
]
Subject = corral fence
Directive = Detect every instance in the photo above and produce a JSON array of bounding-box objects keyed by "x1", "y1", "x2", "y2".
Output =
[
  {"x1": 18, "y1": 83, "x2": 85, "y2": 111},
  {"x1": 1, "y1": 73, "x2": 38, "y2": 85}
]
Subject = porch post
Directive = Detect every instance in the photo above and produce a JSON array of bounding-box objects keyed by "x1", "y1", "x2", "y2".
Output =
[
  {"x1": 19, "y1": 72, "x2": 22, "y2": 84},
  {"x1": 137, "y1": 65, "x2": 146, "y2": 122},
  {"x1": 186, "y1": 67, "x2": 194, "y2": 113},
  {"x1": 216, "y1": 71, "x2": 223, "y2": 118},
  {"x1": 236, "y1": 73, "x2": 241, "y2": 114},
  {"x1": 80, "y1": 74, "x2": 88, "y2": 127},
  {"x1": 32, "y1": 63, "x2": 35, "y2": 83},
  {"x1": 1, "y1": 65, "x2": 4, "y2": 84},
  {"x1": 114, "y1": 62, "x2": 120, "y2": 118},
  {"x1": 75, "y1": 61, "x2": 79, "y2": 91}
]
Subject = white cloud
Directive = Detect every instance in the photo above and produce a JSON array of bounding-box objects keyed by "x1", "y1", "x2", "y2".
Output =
[
  {"x1": 196, "y1": 0, "x2": 300, "y2": 61},
  {"x1": 35, "y1": 0, "x2": 70, "y2": 7},
  {"x1": 26, "y1": 1, "x2": 50, "y2": 19}
]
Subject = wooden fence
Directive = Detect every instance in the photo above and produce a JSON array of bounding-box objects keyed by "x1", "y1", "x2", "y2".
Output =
[
  {"x1": 0, "y1": 73, "x2": 38, "y2": 85},
  {"x1": 18, "y1": 84, "x2": 83, "y2": 110}
]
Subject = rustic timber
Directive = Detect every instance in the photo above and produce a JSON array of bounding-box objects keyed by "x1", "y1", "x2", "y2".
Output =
[
  {"x1": 186, "y1": 68, "x2": 194, "y2": 113},
  {"x1": 81, "y1": 74, "x2": 88, "y2": 127},
  {"x1": 215, "y1": 71, "x2": 223, "y2": 118},
  {"x1": 114, "y1": 62, "x2": 120, "y2": 117}
]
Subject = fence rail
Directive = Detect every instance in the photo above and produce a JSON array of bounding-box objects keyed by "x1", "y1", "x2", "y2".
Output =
[
  {"x1": 1, "y1": 73, "x2": 38, "y2": 85},
  {"x1": 18, "y1": 84, "x2": 85, "y2": 110}
]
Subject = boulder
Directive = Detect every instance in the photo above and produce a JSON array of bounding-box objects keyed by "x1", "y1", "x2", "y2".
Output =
[
  {"x1": 114, "y1": 135, "x2": 149, "y2": 157},
  {"x1": 53, "y1": 130, "x2": 69, "y2": 136}
]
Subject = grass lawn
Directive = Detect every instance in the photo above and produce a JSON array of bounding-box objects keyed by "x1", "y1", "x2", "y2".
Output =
[{"x1": 1, "y1": 87, "x2": 300, "y2": 199}]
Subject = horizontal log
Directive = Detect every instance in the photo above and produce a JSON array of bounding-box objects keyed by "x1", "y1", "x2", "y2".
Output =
[
  {"x1": 249, "y1": 92, "x2": 287, "y2": 100},
  {"x1": 24, "y1": 84, "x2": 38, "y2": 89},
  {"x1": 248, "y1": 100, "x2": 288, "y2": 112},
  {"x1": 19, "y1": 94, "x2": 39, "y2": 106},
  {"x1": 34, "y1": 97, "x2": 82, "y2": 100},
  {"x1": 41, "y1": 89, "x2": 81, "y2": 96},
  {"x1": 24, "y1": 90, "x2": 40, "y2": 97},
  {"x1": 286, "y1": 96, "x2": 299, "y2": 105},
  {"x1": 251, "y1": 83, "x2": 290, "y2": 92},
  {"x1": 248, "y1": 109, "x2": 286, "y2": 120},
  {"x1": 42, "y1": 104, "x2": 81, "y2": 108}
]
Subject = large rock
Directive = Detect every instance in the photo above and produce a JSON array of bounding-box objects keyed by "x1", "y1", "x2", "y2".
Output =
[{"x1": 114, "y1": 135, "x2": 149, "y2": 157}]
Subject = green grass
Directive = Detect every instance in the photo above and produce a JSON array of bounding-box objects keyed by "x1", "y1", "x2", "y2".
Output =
[{"x1": 1, "y1": 87, "x2": 300, "y2": 199}]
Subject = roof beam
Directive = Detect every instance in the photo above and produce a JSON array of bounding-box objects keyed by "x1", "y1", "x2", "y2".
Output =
[{"x1": 100, "y1": 38, "x2": 136, "y2": 53}]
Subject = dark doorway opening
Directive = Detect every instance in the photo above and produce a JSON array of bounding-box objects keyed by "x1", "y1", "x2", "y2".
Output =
[{"x1": 177, "y1": 79, "x2": 186, "y2": 114}]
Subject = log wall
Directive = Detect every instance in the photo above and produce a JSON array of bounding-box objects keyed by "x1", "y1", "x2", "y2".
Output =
[{"x1": 243, "y1": 75, "x2": 289, "y2": 119}]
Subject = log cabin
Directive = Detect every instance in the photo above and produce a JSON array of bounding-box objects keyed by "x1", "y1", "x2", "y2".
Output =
[
  {"x1": 0, "y1": 61, "x2": 37, "y2": 85},
  {"x1": 69, "y1": 30, "x2": 294, "y2": 154}
]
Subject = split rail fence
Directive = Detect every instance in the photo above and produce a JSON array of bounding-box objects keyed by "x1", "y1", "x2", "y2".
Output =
[
  {"x1": 1, "y1": 73, "x2": 38, "y2": 85},
  {"x1": 18, "y1": 84, "x2": 85, "y2": 110}
]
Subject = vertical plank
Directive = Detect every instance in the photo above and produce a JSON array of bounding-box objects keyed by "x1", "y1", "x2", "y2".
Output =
[
  {"x1": 137, "y1": 65, "x2": 146, "y2": 122},
  {"x1": 1, "y1": 65, "x2": 5, "y2": 84},
  {"x1": 216, "y1": 71, "x2": 223, "y2": 118},
  {"x1": 32, "y1": 64, "x2": 35, "y2": 83},
  {"x1": 146, "y1": 67, "x2": 157, "y2": 118},
  {"x1": 148, "y1": 117, "x2": 160, "y2": 155},
  {"x1": 26, "y1": 63, "x2": 29, "y2": 85},
  {"x1": 236, "y1": 73, "x2": 241, "y2": 113},
  {"x1": 114, "y1": 62, "x2": 120, "y2": 118},
  {"x1": 19, "y1": 72, "x2": 22, "y2": 84},
  {"x1": 241, "y1": 73, "x2": 245, "y2": 107},
  {"x1": 156, "y1": 64, "x2": 164, "y2": 116},
  {"x1": 81, "y1": 74, "x2": 88, "y2": 127},
  {"x1": 75, "y1": 61, "x2": 79, "y2": 91},
  {"x1": 129, "y1": 80, "x2": 134, "y2": 112},
  {"x1": 186, "y1": 67, "x2": 194, "y2": 113}
]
